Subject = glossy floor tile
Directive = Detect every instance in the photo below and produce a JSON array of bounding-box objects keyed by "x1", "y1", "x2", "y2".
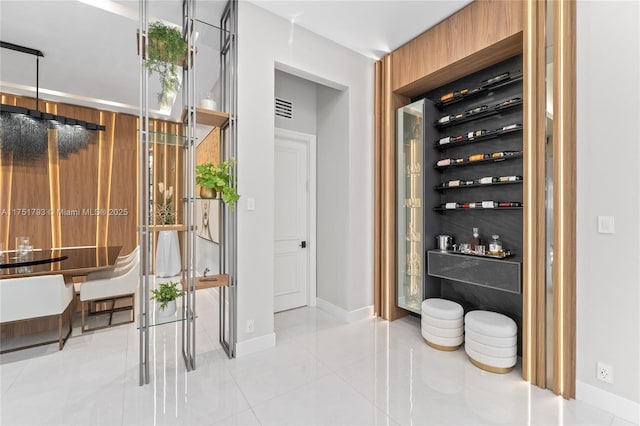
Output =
[{"x1": 1, "y1": 299, "x2": 636, "y2": 426}]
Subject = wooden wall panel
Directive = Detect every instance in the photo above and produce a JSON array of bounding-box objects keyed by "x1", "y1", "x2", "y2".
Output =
[
  {"x1": 1, "y1": 94, "x2": 52, "y2": 251},
  {"x1": 0, "y1": 133, "x2": 12, "y2": 251},
  {"x1": 374, "y1": 56, "x2": 410, "y2": 321},
  {"x1": 196, "y1": 128, "x2": 220, "y2": 195},
  {"x1": 523, "y1": 0, "x2": 548, "y2": 388},
  {"x1": 107, "y1": 113, "x2": 138, "y2": 255},
  {"x1": 0, "y1": 93, "x2": 180, "y2": 256},
  {"x1": 57, "y1": 102, "x2": 101, "y2": 248},
  {"x1": 391, "y1": 0, "x2": 523, "y2": 97},
  {"x1": 6, "y1": 155, "x2": 51, "y2": 250},
  {"x1": 196, "y1": 128, "x2": 220, "y2": 166},
  {"x1": 552, "y1": 0, "x2": 576, "y2": 399}
]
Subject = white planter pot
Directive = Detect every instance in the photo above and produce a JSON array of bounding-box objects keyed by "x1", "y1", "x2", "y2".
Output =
[
  {"x1": 157, "y1": 299, "x2": 177, "y2": 318},
  {"x1": 156, "y1": 230, "x2": 181, "y2": 277},
  {"x1": 200, "y1": 98, "x2": 216, "y2": 110}
]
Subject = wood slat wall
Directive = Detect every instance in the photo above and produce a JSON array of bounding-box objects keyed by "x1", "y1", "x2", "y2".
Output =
[
  {"x1": 195, "y1": 127, "x2": 220, "y2": 196},
  {"x1": 552, "y1": 0, "x2": 577, "y2": 399},
  {"x1": 374, "y1": 57, "x2": 410, "y2": 321},
  {"x1": 0, "y1": 93, "x2": 180, "y2": 256},
  {"x1": 523, "y1": 0, "x2": 548, "y2": 389},
  {"x1": 390, "y1": 0, "x2": 523, "y2": 97}
]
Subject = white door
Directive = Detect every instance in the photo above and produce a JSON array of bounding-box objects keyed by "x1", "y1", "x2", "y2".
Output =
[{"x1": 274, "y1": 132, "x2": 309, "y2": 312}]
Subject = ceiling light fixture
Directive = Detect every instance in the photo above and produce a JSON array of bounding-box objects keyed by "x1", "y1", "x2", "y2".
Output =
[
  {"x1": 0, "y1": 41, "x2": 106, "y2": 132},
  {"x1": 0, "y1": 41, "x2": 105, "y2": 160}
]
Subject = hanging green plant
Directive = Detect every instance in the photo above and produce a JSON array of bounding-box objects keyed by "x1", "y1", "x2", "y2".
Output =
[
  {"x1": 196, "y1": 158, "x2": 240, "y2": 209},
  {"x1": 144, "y1": 21, "x2": 187, "y2": 106}
]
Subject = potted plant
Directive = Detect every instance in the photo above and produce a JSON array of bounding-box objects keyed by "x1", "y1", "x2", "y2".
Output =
[
  {"x1": 195, "y1": 158, "x2": 240, "y2": 209},
  {"x1": 144, "y1": 21, "x2": 187, "y2": 106},
  {"x1": 150, "y1": 281, "x2": 184, "y2": 317}
]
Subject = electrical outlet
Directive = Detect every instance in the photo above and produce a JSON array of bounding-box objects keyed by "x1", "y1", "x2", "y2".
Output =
[
  {"x1": 597, "y1": 362, "x2": 614, "y2": 384},
  {"x1": 246, "y1": 319, "x2": 255, "y2": 333}
]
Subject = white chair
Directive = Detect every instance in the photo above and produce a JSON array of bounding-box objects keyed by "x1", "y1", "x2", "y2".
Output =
[
  {"x1": 116, "y1": 245, "x2": 140, "y2": 265},
  {"x1": 83, "y1": 246, "x2": 140, "y2": 282},
  {"x1": 79, "y1": 251, "x2": 140, "y2": 332},
  {"x1": 0, "y1": 274, "x2": 73, "y2": 353}
]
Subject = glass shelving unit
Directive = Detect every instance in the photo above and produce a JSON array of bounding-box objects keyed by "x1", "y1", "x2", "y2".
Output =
[{"x1": 396, "y1": 99, "x2": 425, "y2": 314}]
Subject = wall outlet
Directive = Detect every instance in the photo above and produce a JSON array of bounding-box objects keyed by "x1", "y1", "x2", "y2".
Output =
[
  {"x1": 246, "y1": 319, "x2": 255, "y2": 333},
  {"x1": 597, "y1": 362, "x2": 614, "y2": 384}
]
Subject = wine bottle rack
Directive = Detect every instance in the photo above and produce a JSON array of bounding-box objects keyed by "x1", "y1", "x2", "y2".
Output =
[
  {"x1": 435, "y1": 152, "x2": 523, "y2": 170},
  {"x1": 434, "y1": 206, "x2": 522, "y2": 213},
  {"x1": 434, "y1": 125, "x2": 522, "y2": 151},
  {"x1": 434, "y1": 97, "x2": 523, "y2": 129},
  {"x1": 434, "y1": 180, "x2": 523, "y2": 191},
  {"x1": 434, "y1": 72, "x2": 523, "y2": 109}
]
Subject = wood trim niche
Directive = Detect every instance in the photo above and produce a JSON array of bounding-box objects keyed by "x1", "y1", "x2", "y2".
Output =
[
  {"x1": 374, "y1": 0, "x2": 524, "y2": 321},
  {"x1": 373, "y1": 0, "x2": 577, "y2": 400}
]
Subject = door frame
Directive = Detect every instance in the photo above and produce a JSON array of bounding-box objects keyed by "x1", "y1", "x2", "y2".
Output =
[{"x1": 274, "y1": 127, "x2": 317, "y2": 308}]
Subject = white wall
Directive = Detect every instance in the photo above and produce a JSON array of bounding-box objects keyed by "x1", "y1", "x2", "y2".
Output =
[
  {"x1": 274, "y1": 70, "x2": 317, "y2": 134},
  {"x1": 576, "y1": 0, "x2": 640, "y2": 421},
  {"x1": 236, "y1": 1, "x2": 374, "y2": 353},
  {"x1": 316, "y1": 85, "x2": 349, "y2": 310}
]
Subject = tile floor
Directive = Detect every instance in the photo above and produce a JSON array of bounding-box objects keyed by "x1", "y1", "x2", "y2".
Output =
[{"x1": 1, "y1": 289, "x2": 637, "y2": 426}]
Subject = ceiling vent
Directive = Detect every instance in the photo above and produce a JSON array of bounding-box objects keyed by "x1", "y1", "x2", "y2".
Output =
[{"x1": 275, "y1": 97, "x2": 293, "y2": 119}]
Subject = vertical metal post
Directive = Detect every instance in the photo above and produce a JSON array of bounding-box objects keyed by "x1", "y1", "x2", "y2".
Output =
[
  {"x1": 228, "y1": 0, "x2": 238, "y2": 359},
  {"x1": 181, "y1": 0, "x2": 197, "y2": 372},
  {"x1": 36, "y1": 57, "x2": 39, "y2": 111},
  {"x1": 138, "y1": 0, "x2": 150, "y2": 386},
  {"x1": 218, "y1": 0, "x2": 237, "y2": 359}
]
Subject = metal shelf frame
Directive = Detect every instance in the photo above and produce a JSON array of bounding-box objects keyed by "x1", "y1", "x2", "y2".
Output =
[{"x1": 138, "y1": 0, "x2": 238, "y2": 386}]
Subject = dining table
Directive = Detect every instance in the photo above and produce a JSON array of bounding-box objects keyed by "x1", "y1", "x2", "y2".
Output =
[{"x1": 0, "y1": 246, "x2": 122, "y2": 280}]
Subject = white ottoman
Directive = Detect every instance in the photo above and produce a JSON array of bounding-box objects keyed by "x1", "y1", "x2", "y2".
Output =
[
  {"x1": 421, "y1": 298, "x2": 464, "y2": 351},
  {"x1": 464, "y1": 310, "x2": 517, "y2": 373}
]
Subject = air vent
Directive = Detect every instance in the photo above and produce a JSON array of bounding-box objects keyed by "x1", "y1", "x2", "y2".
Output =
[{"x1": 275, "y1": 97, "x2": 293, "y2": 119}]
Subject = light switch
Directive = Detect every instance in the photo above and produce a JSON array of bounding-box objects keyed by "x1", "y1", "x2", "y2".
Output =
[
  {"x1": 247, "y1": 198, "x2": 256, "y2": 211},
  {"x1": 597, "y1": 216, "x2": 615, "y2": 234}
]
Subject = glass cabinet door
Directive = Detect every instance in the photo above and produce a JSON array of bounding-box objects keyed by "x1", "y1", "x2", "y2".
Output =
[{"x1": 397, "y1": 99, "x2": 425, "y2": 313}]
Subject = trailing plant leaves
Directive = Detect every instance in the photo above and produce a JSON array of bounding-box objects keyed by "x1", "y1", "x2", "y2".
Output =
[{"x1": 145, "y1": 22, "x2": 187, "y2": 106}]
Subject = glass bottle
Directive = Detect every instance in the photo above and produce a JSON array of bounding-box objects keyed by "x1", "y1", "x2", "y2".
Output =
[
  {"x1": 489, "y1": 235, "x2": 503, "y2": 256},
  {"x1": 470, "y1": 227, "x2": 481, "y2": 252}
]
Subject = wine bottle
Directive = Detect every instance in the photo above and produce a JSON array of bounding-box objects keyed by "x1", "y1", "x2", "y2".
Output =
[
  {"x1": 498, "y1": 175, "x2": 522, "y2": 182},
  {"x1": 482, "y1": 72, "x2": 509, "y2": 87},
  {"x1": 470, "y1": 228, "x2": 481, "y2": 251},
  {"x1": 468, "y1": 153, "x2": 487, "y2": 162}
]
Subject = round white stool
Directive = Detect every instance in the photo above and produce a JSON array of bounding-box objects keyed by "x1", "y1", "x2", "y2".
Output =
[
  {"x1": 465, "y1": 310, "x2": 517, "y2": 373},
  {"x1": 421, "y1": 298, "x2": 464, "y2": 351}
]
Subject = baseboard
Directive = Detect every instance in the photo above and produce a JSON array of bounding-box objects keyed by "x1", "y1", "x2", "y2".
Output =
[
  {"x1": 576, "y1": 380, "x2": 640, "y2": 424},
  {"x1": 235, "y1": 332, "x2": 276, "y2": 357},
  {"x1": 316, "y1": 298, "x2": 374, "y2": 323}
]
